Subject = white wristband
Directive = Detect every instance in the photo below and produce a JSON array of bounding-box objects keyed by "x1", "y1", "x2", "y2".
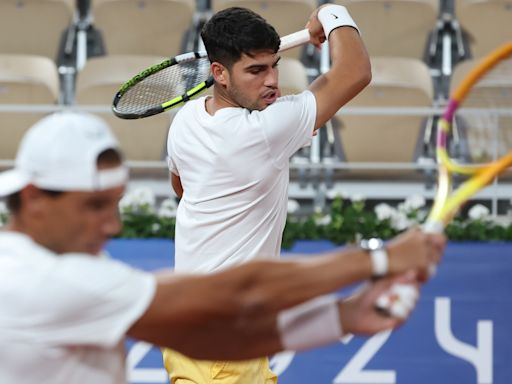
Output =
[
  {"x1": 317, "y1": 4, "x2": 360, "y2": 39},
  {"x1": 277, "y1": 295, "x2": 342, "y2": 351},
  {"x1": 370, "y1": 248, "x2": 388, "y2": 277}
]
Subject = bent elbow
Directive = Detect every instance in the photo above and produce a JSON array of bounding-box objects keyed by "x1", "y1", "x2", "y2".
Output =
[
  {"x1": 356, "y1": 62, "x2": 372, "y2": 91},
  {"x1": 362, "y1": 66, "x2": 372, "y2": 88}
]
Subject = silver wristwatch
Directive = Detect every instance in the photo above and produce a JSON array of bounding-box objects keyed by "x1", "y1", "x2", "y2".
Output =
[{"x1": 360, "y1": 238, "x2": 388, "y2": 277}]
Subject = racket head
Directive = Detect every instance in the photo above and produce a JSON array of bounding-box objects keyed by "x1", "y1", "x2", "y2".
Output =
[
  {"x1": 112, "y1": 51, "x2": 213, "y2": 119},
  {"x1": 426, "y1": 43, "x2": 512, "y2": 227},
  {"x1": 112, "y1": 29, "x2": 311, "y2": 119}
]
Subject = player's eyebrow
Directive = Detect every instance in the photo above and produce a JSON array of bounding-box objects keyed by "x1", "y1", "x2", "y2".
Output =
[{"x1": 244, "y1": 56, "x2": 281, "y2": 72}]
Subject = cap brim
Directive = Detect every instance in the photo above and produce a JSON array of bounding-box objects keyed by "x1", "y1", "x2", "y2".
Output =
[{"x1": 0, "y1": 169, "x2": 30, "y2": 196}]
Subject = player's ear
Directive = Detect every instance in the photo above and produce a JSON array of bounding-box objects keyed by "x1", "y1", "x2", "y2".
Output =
[{"x1": 211, "y1": 62, "x2": 228, "y2": 85}]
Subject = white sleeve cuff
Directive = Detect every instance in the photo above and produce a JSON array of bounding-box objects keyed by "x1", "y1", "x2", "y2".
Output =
[{"x1": 277, "y1": 294, "x2": 342, "y2": 351}]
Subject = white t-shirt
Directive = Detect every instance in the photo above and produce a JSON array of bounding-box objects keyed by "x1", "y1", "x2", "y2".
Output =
[
  {"x1": 167, "y1": 91, "x2": 316, "y2": 273},
  {"x1": 0, "y1": 231, "x2": 156, "y2": 384}
]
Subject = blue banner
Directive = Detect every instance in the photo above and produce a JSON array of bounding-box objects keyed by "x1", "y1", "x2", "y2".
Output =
[{"x1": 106, "y1": 240, "x2": 512, "y2": 384}]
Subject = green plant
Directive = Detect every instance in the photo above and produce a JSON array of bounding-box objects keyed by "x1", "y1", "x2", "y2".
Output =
[{"x1": 3, "y1": 189, "x2": 511, "y2": 247}]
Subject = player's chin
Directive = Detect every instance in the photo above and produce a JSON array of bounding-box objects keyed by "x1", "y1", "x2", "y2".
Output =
[{"x1": 85, "y1": 242, "x2": 107, "y2": 256}]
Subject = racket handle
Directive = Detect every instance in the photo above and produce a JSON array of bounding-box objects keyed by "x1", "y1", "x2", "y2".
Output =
[
  {"x1": 421, "y1": 220, "x2": 444, "y2": 234},
  {"x1": 421, "y1": 220, "x2": 444, "y2": 277},
  {"x1": 279, "y1": 29, "x2": 311, "y2": 52}
]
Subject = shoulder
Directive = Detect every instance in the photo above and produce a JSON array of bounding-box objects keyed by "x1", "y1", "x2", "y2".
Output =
[
  {"x1": 250, "y1": 90, "x2": 315, "y2": 123},
  {"x1": 0, "y1": 231, "x2": 54, "y2": 262},
  {"x1": 175, "y1": 96, "x2": 206, "y2": 117},
  {"x1": 271, "y1": 89, "x2": 315, "y2": 106}
]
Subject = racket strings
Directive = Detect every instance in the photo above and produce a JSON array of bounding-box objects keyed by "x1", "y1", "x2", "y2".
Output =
[
  {"x1": 457, "y1": 58, "x2": 512, "y2": 163},
  {"x1": 115, "y1": 57, "x2": 212, "y2": 115}
]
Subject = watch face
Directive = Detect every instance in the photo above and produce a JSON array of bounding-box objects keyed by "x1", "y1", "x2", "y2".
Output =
[{"x1": 361, "y1": 238, "x2": 383, "y2": 250}]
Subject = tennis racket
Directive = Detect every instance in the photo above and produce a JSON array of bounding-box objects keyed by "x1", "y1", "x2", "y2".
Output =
[
  {"x1": 377, "y1": 42, "x2": 512, "y2": 318},
  {"x1": 424, "y1": 42, "x2": 512, "y2": 232},
  {"x1": 112, "y1": 29, "x2": 311, "y2": 119}
]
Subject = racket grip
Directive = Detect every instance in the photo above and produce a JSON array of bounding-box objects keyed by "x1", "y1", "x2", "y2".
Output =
[
  {"x1": 421, "y1": 220, "x2": 444, "y2": 234},
  {"x1": 421, "y1": 220, "x2": 444, "y2": 277},
  {"x1": 279, "y1": 29, "x2": 311, "y2": 52}
]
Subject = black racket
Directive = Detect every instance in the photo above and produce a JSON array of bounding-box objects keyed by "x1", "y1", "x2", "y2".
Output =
[{"x1": 112, "y1": 29, "x2": 311, "y2": 119}]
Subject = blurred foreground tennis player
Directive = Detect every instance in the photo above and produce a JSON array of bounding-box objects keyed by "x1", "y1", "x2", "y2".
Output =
[
  {"x1": 164, "y1": 5, "x2": 444, "y2": 384},
  {"x1": 0, "y1": 112, "x2": 444, "y2": 384}
]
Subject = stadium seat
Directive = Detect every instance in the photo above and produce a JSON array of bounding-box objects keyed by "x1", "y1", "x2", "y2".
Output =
[
  {"x1": 455, "y1": 0, "x2": 512, "y2": 58},
  {"x1": 91, "y1": 0, "x2": 196, "y2": 57},
  {"x1": 450, "y1": 58, "x2": 512, "y2": 163},
  {"x1": 278, "y1": 58, "x2": 309, "y2": 96},
  {"x1": 334, "y1": 0, "x2": 439, "y2": 59},
  {"x1": 0, "y1": 0, "x2": 74, "y2": 60},
  {"x1": 75, "y1": 55, "x2": 173, "y2": 161},
  {"x1": 336, "y1": 57, "x2": 434, "y2": 164},
  {"x1": 211, "y1": 0, "x2": 316, "y2": 59},
  {"x1": 0, "y1": 54, "x2": 59, "y2": 160}
]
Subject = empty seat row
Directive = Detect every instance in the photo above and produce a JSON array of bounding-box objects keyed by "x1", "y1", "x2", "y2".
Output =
[
  {"x1": 1, "y1": 0, "x2": 509, "y2": 61},
  {"x1": 0, "y1": 0, "x2": 510, "y2": 167}
]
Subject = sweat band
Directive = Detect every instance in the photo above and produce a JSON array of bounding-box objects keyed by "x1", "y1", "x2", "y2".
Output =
[
  {"x1": 317, "y1": 4, "x2": 360, "y2": 39},
  {"x1": 277, "y1": 295, "x2": 342, "y2": 351}
]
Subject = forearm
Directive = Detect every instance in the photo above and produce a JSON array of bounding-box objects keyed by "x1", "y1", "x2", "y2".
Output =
[
  {"x1": 155, "y1": 247, "x2": 372, "y2": 321},
  {"x1": 308, "y1": 5, "x2": 371, "y2": 130},
  {"x1": 228, "y1": 249, "x2": 372, "y2": 313},
  {"x1": 137, "y1": 311, "x2": 283, "y2": 360},
  {"x1": 128, "y1": 248, "x2": 372, "y2": 350},
  {"x1": 324, "y1": 26, "x2": 371, "y2": 97}
]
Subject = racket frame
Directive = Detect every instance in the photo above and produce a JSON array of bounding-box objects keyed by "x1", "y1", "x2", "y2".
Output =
[
  {"x1": 112, "y1": 29, "x2": 311, "y2": 119},
  {"x1": 112, "y1": 51, "x2": 213, "y2": 119},
  {"x1": 425, "y1": 42, "x2": 512, "y2": 230}
]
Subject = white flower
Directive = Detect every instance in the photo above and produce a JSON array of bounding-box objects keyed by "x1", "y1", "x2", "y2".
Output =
[
  {"x1": 151, "y1": 223, "x2": 161, "y2": 233},
  {"x1": 468, "y1": 204, "x2": 490, "y2": 220},
  {"x1": 350, "y1": 193, "x2": 365, "y2": 203},
  {"x1": 390, "y1": 211, "x2": 414, "y2": 231},
  {"x1": 158, "y1": 198, "x2": 178, "y2": 218},
  {"x1": 314, "y1": 214, "x2": 332, "y2": 226},
  {"x1": 287, "y1": 199, "x2": 300, "y2": 214},
  {"x1": 402, "y1": 194, "x2": 426, "y2": 212},
  {"x1": 326, "y1": 189, "x2": 349, "y2": 200},
  {"x1": 374, "y1": 203, "x2": 396, "y2": 221},
  {"x1": 119, "y1": 187, "x2": 156, "y2": 213}
]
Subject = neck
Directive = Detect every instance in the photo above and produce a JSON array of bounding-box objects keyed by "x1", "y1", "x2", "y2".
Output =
[
  {"x1": 206, "y1": 86, "x2": 240, "y2": 116},
  {"x1": 6, "y1": 216, "x2": 56, "y2": 253}
]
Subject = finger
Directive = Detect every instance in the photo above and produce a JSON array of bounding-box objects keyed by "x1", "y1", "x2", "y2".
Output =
[{"x1": 374, "y1": 273, "x2": 420, "y2": 318}]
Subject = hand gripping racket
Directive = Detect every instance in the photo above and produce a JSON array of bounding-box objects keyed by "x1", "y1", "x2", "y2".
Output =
[
  {"x1": 378, "y1": 42, "x2": 512, "y2": 318},
  {"x1": 112, "y1": 29, "x2": 311, "y2": 119}
]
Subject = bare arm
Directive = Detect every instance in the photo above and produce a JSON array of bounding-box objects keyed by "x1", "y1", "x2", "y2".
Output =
[
  {"x1": 307, "y1": 7, "x2": 371, "y2": 131},
  {"x1": 170, "y1": 172, "x2": 183, "y2": 198},
  {"x1": 127, "y1": 229, "x2": 445, "y2": 360}
]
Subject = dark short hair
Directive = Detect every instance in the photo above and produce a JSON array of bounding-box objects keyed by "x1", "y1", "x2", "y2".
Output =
[
  {"x1": 201, "y1": 7, "x2": 280, "y2": 68},
  {"x1": 5, "y1": 148, "x2": 123, "y2": 215}
]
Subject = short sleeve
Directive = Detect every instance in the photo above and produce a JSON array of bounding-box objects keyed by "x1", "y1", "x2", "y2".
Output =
[
  {"x1": 167, "y1": 155, "x2": 179, "y2": 175},
  {"x1": 258, "y1": 90, "x2": 316, "y2": 168},
  {"x1": 20, "y1": 255, "x2": 156, "y2": 348}
]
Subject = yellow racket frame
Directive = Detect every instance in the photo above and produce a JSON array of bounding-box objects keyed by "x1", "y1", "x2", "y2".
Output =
[{"x1": 427, "y1": 42, "x2": 512, "y2": 228}]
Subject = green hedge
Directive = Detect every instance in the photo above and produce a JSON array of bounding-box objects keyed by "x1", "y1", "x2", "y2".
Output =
[{"x1": 3, "y1": 194, "x2": 511, "y2": 248}]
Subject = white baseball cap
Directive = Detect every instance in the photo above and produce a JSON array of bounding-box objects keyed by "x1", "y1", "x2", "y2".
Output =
[{"x1": 0, "y1": 111, "x2": 128, "y2": 196}]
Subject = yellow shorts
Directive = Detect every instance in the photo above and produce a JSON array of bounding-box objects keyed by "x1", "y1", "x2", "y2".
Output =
[{"x1": 162, "y1": 348, "x2": 278, "y2": 384}]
